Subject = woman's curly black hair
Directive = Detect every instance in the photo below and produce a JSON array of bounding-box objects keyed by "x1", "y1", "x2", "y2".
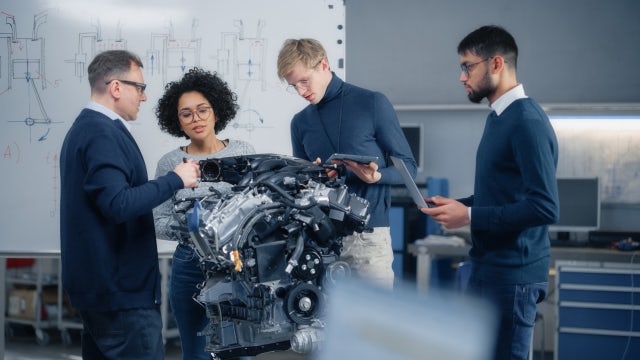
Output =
[{"x1": 155, "y1": 67, "x2": 238, "y2": 139}]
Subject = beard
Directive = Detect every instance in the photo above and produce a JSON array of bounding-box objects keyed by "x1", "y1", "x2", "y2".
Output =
[{"x1": 467, "y1": 70, "x2": 495, "y2": 104}]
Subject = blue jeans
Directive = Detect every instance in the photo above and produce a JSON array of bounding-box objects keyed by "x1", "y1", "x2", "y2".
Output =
[
  {"x1": 170, "y1": 244, "x2": 213, "y2": 360},
  {"x1": 466, "y1": 275, "x2": 547, "y2": 360},
  {"x1": 79, "y1": 307, "x2": 164, "y2": 360}
]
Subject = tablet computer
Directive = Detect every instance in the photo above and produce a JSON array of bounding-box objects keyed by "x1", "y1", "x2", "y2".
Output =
[
  {"x1": 390, "y1": 156, "x2": 434, "y2": 208},
  {"x1": 326, "y1": 153, "x2": 379, "y2": 164}
]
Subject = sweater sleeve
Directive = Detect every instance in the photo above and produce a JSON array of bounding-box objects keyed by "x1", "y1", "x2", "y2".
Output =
[
  {"x1": 84, "y1": 128, "x2": 183, "y2": 224},
  {"x1": 371, "y1": 92, "x2": 418, "y2": 185}
]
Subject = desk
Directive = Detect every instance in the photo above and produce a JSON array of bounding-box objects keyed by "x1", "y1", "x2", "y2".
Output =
[
  {"x1": 550, "y1": 246, "x2": 639, "y2": 265},
  {"x1": 407, "y1": 239, "x2": 470, "y2": 294},
  {"x1": 407, "y1": 241, "x2": 640, "y2": 294}
]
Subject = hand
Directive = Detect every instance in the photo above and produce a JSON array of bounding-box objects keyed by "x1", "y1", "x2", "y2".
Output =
[
  {"x1": 419, "y1": 196, "x2": 470, "y2": 229},
  {"x1": 342, "y1": 159, "x2": 381, "y2": 184},
  {"x1": 173, "y1": 159, "x2": 200, "y2": 188},
  {"x1": 325, "y1": 167, "x2": 339, "y2": 180},
  {"x1": 312, "y1": 157, "x2": 339, "y2": 180}
]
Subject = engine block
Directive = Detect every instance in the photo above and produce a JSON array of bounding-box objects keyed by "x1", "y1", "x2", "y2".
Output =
[{"x1": 175, "y1": 154, "x2": 370, "y2": 359}]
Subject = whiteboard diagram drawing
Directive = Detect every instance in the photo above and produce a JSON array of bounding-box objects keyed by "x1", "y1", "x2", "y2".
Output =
[
  {"x1": 1, "y1": 11, "x2": 47, "y2": 90},
  {"x1": 66, "y1": 18, "x2": 127, "y2": 80},
  {"x1": 218, "y1": 19, "x2": 267, "y2": 91},
  {"x1": 0, "y1": 0, "x2": 346, "y2": 253},
  {"x1": 147, "y1": 19, "x2": 201, "y2": 85},
  {"x1": 1, "y1": 10, "x2": 61, "y2": 142},
  {"x1": 217, "y1": 19, "x2": 270, "y2": 133}
]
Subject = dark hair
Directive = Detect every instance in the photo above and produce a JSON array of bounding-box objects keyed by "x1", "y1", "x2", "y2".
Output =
[
  {"x1": 155, "y1": 68, "x2": 238, "y2": 139},
  {"x1": 457, "y1": 25, "x2": 518, "y2": 69},
  {"x1": 88, "y1": 50, "x2": 143, "y2": 90}
]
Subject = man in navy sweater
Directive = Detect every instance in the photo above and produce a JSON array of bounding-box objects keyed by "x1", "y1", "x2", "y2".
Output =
[
  {"x1": 60, "y1": 50, "x2": 200, "y2": 359},
  {"x1": 277, "y1": 38, "x2": 417, "y2": 290},
  {"x1": 420, "y1": 26, "x2": 559, "y2": 360}
]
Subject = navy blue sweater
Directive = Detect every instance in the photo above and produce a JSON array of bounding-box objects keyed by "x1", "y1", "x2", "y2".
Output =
[
  {"x1": 60, "y1": 108, "x2": 184, "y2": 311},
  {"x1": 290, "y1": 74, "x2": 417, "y2": 227},
  {"x1": 458, "y1": 99, "x2": 559, "y2": 284}
]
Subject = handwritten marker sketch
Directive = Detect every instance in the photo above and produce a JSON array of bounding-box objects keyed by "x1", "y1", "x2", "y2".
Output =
[
  {"x1": 2, "y1": 10, "x2": 62, "y2": 142},
  {"x1": 217, "y1": 19, "x2": 270, "y2": 133},
  {"x1": 0, "y1": 0, "x2": 346, "y2": 253},
  {"x1": 66, "y1": 18, "x2": 127, "y2": 80},
  {"x1": 147, "y1": 19, "x2": 201, "y2": 85}
]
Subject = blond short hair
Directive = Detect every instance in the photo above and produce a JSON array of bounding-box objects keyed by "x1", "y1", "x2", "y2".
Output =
[{"x1": 277, "y1": 38, "x2": 327, "y2": 80}]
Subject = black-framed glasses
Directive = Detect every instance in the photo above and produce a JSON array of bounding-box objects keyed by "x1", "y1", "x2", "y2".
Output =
[
  {"x1": 178, "y1": 106, "x2": 213, "y2": 123},
  {"x1": 105, "y1": 79, "x2": 147, "y2": 94},
  {"x1": 460, "y1": 57, "x2": 493, "y2": 75}
]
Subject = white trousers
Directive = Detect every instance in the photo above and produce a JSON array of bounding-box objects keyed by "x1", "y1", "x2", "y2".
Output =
[{"x1": 339, "y1": 227, "x2": 395, "y2": 290}]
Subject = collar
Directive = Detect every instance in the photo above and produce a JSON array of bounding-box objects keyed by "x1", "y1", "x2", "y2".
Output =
[
  {"x1": 86, "y1": 101, "x2": 131, "y2": 131},
  {"x1": 490, "y1": 84, "x2": 527, "y2": 116},
  {"x1": 317, "y1": 72, "x2": 344, "y2": 106}
]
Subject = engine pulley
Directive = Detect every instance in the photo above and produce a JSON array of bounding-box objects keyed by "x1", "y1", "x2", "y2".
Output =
[{"x1": 284, "y1": 283, "x2": 323, "y2": 325}]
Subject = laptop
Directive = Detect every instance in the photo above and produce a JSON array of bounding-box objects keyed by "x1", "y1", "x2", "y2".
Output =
[{"x1": 389, "y1": 156, "x2": 432, "y2": 208}]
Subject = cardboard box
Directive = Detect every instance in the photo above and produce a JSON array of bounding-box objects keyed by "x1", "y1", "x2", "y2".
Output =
[
  {"x1": 6, "y1": 286, "x2": 67, "y2": 320},
  {"x1": 7, "y1": 288, "x2": 39, "y2": 320}
]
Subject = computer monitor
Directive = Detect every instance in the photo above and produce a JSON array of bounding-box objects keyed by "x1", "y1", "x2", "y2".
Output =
[
  {"x1": 400, "y1": 124, "x2": 423, "y2": 172},
  {"x1": 549, "y1": 177, "x2": 600, "y2": 235}
]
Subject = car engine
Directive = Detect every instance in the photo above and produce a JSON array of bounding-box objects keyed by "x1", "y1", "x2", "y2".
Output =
[{"x1": 174, "y1": 154, "x2": 371, "y2": 359}]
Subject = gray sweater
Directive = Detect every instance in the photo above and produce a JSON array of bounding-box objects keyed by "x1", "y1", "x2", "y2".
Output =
[{"x1": 153, "y1": 140, "x2": 255, "y2": 241}]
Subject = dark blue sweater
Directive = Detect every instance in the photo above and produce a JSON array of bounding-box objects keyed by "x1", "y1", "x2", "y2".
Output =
[
  {"x1": 290, "y1": 74, "x2": 417, "y2": 227},
  {"x1": 60, "y1": 108, "x2": 184, "y2": 311},
  {"x1": 459, "y1": 99, "x2": 559, "y2": 284}
]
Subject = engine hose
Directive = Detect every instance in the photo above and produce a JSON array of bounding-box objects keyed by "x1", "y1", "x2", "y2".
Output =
[
  {"x1": 253, "y1": 172, "x2": 297, "y2": 200},
  {"x1": 232, "y1": 203, "x2": 285, "y2": 252},
  {"x1": 252, "y1": 169, "x2": 292, "y2": 184},
  {"x1": 252, "y1": 158, "x2": 288, "y2": 172},
  {"x1": 236, "y1": 206, "x2": 284, "y2": 249},
  {"x1": 256, "y1": 180, "x2": 318, "y2": 210},
  {"x1": 285, "y1": 232, "x2": 305, "y2": 274}
]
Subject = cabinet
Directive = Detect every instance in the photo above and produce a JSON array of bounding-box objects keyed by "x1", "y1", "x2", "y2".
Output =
[
  {"x1": 555, "y1": 260, "x2": 640, "y2": 360},
  {"x1": 3, "y1": 246, "x2": 179, "y2": 347},
  {"x1": 5, "y1": 257, "x2": 61, "y2": 346}
]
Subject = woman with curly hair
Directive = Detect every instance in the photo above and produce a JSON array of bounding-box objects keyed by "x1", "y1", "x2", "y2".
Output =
[{"x1": 153, "y1": 67, "x2": 254, "y2": 359}]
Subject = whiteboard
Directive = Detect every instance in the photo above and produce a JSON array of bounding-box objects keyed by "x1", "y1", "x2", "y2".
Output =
[
  {"x1": 0, "y1": 0, "x2": 346, "y2": 252},
  {"x1": 551, "y1": 116, "x2": 640, "y2": 204}
]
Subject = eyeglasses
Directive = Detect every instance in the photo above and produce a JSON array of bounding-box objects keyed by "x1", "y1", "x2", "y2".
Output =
[
  {"x1": 287, "y1": 79, "x2": 311, "y2": 94},
  {"x1": 178, "y1": 106, "x2": 212, "y2": 123},
  {"x1": 105, "y1": 79, "x2": 147, "y2": 94},
  {"x1": 286, "y1": 61, "x2": 322, "y2": 93},
  {"x1": 460, "y1": 57, "x2": 493, "y2": 76}
]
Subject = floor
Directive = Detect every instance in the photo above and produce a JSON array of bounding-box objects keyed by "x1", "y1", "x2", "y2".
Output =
[
  {"x1": 4, "y1": 324, "x2": 309, "y2": 360},
  {"x1": 4, "y1": 324, "x2": 556, "y2": 360}
]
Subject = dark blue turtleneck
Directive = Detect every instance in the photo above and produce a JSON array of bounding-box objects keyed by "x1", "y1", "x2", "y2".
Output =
[{"x1": 290, "y1": 73, "x2": 417, "y2": 227}]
